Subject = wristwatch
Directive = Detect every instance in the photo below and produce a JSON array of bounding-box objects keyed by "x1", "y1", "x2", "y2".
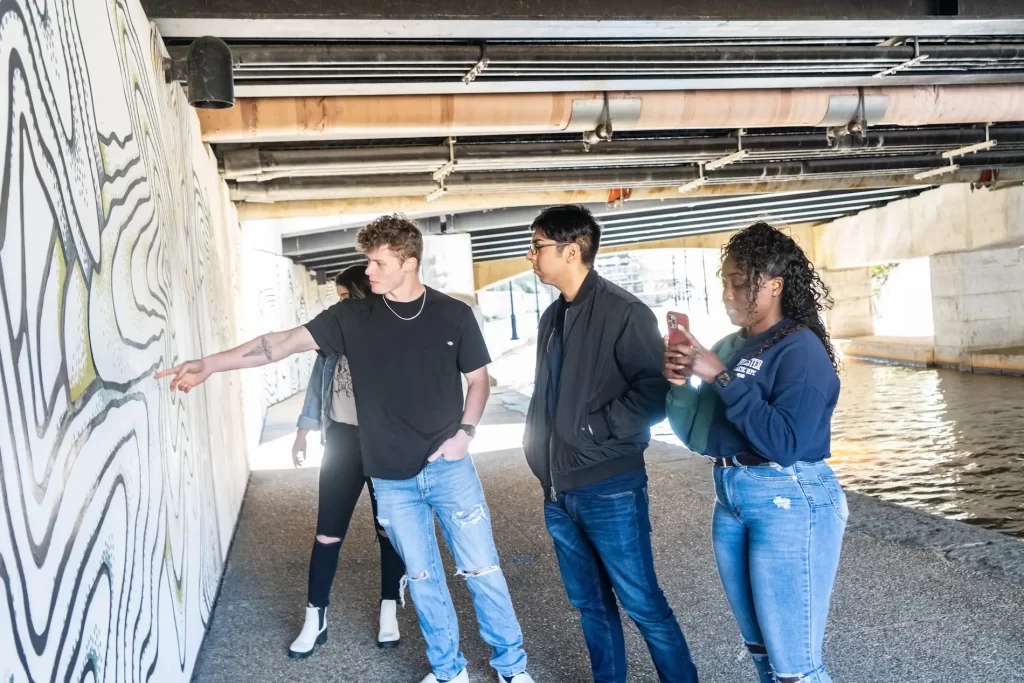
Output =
[
  {"x1": 714, "y1": 370, "x2": 735, "y2": 388},
  {"x1": 459, "y1": 424, "x2": 477, "y2": 438}
]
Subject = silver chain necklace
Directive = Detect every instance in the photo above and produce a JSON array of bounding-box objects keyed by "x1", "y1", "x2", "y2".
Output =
[{"x1": 383, "y1": 288, "x2": 427, "y2": 321}]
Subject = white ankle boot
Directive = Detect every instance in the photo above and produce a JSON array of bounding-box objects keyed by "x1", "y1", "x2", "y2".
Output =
[
  {"x1": 378, "y1": 599, "x2": 401, "y2": 648},
  {"x1": 419, "y1": 670, "x2": 468, "y2": 683},
  {"x1": 288, "y1": 604, "x2": 327, "y2": 659},
  {"x1": 499, "y1": 674, "x2": 537, "y2": 683}
]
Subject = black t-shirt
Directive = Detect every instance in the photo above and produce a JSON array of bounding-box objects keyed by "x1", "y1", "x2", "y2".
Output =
[{"x1": 304, "y1": 287, "x2": 491, "y2": 479}]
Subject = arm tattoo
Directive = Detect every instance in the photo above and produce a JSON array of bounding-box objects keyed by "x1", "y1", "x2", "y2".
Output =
[{"x1": 243, "y1": 336, "x2": 273, "y2": 362}]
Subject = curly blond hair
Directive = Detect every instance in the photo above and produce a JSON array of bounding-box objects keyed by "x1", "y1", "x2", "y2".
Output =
[{"x1": 356, "y1": 214, "x2": 423, "y2": 264}]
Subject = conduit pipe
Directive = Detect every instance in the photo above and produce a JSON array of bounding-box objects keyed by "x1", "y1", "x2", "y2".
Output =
[
  {"x1": 199, "y1": 85, "x2": 1024, "y2": 143},
  {"x1": 221, "y1": 127, "x2": 1024, "y2": 182},
  {"x1": 228, "y1": 152, "x2": 1024, "y2": 202},
  {"x1": 234, "y1": 170, "x2": 1024, "y2": 221}
]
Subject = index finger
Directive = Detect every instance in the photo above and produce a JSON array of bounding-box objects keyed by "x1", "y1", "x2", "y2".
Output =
[
  {"x1": 154, "y1": 366, "x2": 179, "y2": 380},
  {"x1": 679, "y1": 327, "x2": 702, "y2": 348}
]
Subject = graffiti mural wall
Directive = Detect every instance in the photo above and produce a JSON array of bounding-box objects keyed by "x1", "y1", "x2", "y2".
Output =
[{"x1": 0, "y1": 0, "x2": 250, "y2": 681}]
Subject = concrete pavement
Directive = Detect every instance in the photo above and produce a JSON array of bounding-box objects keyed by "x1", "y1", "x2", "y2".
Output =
[{"x1": 192, "y1": 390, "x2": 1024, "y2": 683}]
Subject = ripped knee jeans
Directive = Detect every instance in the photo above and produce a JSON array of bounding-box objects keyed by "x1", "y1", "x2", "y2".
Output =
[
  {"x1": 712, "y1": 459, "x2": 848, "y2": 683},
  {"x1": 371, "y1": 455, "x2": 527, "y2": 682}
]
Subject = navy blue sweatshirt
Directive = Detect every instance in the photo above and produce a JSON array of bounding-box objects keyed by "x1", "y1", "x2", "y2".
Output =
[{"x1": 708, "y1": 320, "x2": 840, "y2": 467}]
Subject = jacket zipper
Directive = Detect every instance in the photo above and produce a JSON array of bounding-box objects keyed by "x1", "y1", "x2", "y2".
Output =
[{"x1": 545, "y1": 323, "x2": 559, "y2": 502}]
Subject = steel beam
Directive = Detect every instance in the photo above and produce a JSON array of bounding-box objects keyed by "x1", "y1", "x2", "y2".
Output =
[
  {"x1": 227, "y1": 74, "x2": 1024, "y2": 97},
  {"x1": 282, "y1": 215, "x2": 446, "y2": 257},
  {"x1": 146, "y1": 0, "x2": 1024, "y2": 36},
  {"x1": 284, "y1": 187, "x2": 919, "y2": 271}
]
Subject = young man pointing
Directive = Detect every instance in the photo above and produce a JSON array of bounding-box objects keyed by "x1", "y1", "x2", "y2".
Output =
[{"x1": 158, "y1": 215, "x2": 535, "y2": 683}]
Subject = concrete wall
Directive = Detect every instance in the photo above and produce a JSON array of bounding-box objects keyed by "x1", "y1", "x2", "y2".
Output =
[
  {"x1": 239, "y1": 220, "x2": 334, "y2": 454},
  {"x1": 813, "y1": 183, "x2": 1024, "y2": 270},
  {"x1": 822, "y1": 268, "x2": 875, "y2": 339},
  {"x1": 930, "y1": 244, "x2": 1024, "y2": 365},
  {"x1": 0, "y1": 1, "x2": 250, "y2": 681},
  {"x1": 809, "y1": 185, "x2": 1024, "y2": 362}
]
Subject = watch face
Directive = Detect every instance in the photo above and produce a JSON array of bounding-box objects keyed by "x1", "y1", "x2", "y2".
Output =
[
  {"x1": 461, "y1": 424, "x2": 476, "y2": 437},
  {"x1": 716, "y1": 371, "x2": 732, "y2": 387}
]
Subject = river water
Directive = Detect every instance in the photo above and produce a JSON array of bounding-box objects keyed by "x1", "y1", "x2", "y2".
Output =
[
  {"x1": 492, "y1": 344, "x2": 1024, "y2": 539},
  {"x1": 650, "y1": 361, "x2": 1024, "y2": 539}
]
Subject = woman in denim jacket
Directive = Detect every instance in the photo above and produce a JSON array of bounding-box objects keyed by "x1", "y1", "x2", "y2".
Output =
[
  {"x1": 663, "y1": 223, "x2": 847, "y2": 683},
  {"x1": 288, "y1": 266, "x2": 406, "y2": 659}
]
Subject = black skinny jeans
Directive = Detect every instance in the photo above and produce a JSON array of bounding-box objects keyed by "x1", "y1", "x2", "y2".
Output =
[{"x1": 308, "y1": 420, "x2": 405, "y2": 605}]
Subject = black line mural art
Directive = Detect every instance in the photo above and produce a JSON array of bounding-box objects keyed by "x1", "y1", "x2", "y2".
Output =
[{"x1": 0, "y1": 0, "x2": 249, "y2": 681}]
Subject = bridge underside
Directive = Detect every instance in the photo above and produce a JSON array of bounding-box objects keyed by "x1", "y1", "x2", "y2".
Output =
[{"x1": 141, "y1": 0, "x2": 1024, "y2": 282}]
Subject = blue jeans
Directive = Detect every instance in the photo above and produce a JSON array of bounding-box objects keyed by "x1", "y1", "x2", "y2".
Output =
[
  {"x1": 372, "y1": 456, "x2": 527, "y2": 680},
  {"x1": 544, "y1": 485, "x2": 699, "y2": 683},
  {"x1": 713, "y1": 459, "x2": 848, "y2": 683}
]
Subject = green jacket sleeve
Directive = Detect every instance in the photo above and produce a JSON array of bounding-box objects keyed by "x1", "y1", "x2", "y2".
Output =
[
  {"x1": 664, "y1": 332, "x2": 743, "y2": 454},
  {"x1": 666, "y1": 380, "x2": 700, "y2": 450}
]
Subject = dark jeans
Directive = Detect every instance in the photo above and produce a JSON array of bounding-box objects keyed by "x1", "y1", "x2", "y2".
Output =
[{"x1": 544, "y1": 485, "x2": 699, "y2": 683}]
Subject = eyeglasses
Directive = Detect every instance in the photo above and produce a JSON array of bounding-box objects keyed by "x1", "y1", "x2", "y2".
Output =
[{"x1": 528, "y1": 240, "x2": 571, "y2": 255}]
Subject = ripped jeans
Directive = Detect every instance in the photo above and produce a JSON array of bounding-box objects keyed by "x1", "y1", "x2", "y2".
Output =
[
  {"x1": 372, "y1": 456, "x2": 527, "y2": 681},
  {"x1": 713, "y1": 459, "x2": 848, "y2": 683}
]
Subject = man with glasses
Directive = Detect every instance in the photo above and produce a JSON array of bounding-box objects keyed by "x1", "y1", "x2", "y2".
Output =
[{"x1": 523, "y1": 205, "x2": 699, "y2": 683}]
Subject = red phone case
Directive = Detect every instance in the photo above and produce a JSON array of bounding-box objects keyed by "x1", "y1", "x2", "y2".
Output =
[{"x1": 666, "y1": 311, "x2": 689, "y2": 346}]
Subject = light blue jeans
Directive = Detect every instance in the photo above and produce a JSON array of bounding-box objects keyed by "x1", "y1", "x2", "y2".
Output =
[
  {"x1": 712, "y1": 459, "x2": 848, "y2": 683},
  {"x1": 372, "y1": 455, "x2": 527, "y2": 680}
]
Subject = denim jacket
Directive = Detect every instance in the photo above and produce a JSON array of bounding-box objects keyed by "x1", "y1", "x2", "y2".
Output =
[{"x1": 297, "y1": 352, "x2": 339, "y2": 445}]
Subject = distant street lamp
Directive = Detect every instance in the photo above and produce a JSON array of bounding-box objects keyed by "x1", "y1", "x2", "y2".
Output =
[
  {"x1": 509, "y1": 281, "x2": 519, "y2": 341},
  {"x1": 534, "y1": 273, "x2": 541, "y2": 326},
  {"x1": 702, "y1": 253, "x2": 710, "y2": 314},
  {"x1": 671, "y1": 253, "x2": 679, "y2": 305}
]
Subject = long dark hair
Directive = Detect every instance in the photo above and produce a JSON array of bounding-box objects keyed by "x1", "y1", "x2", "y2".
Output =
[
  {"x1": 334, "y1": 265, "x2": 372, "y2": 300},
  {"x1": 723, "y1": 222, "x2": 839, "y2": 372}
]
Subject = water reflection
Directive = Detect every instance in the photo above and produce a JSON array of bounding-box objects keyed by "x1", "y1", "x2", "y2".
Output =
[
  {"x1": 830, "y1": 362, "x2": 1024, "y2": 538},
  {"x1": 652, "y1": 361, "x2": 1024, "y2": 538}
]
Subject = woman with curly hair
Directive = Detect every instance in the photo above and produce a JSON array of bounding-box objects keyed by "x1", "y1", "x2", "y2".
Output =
[{"x1": 663, "y1": 222, "x2": 846, "y2": 683}]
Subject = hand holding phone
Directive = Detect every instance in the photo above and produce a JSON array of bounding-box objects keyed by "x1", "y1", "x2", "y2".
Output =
[
  {"x1": 666, "y1": 311, "x2": 690, "y2": 347},
  {"x1": 664, "y1": 311, "x2": 692, "y2": 383}
]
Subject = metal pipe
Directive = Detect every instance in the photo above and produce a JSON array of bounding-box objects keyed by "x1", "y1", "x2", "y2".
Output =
[
  {"x1": 198, "y1": 86, "x2": 1024, "y2": 144},
  {"x1": 221, "y1": 126, "x2": 1024, "y2": 181},
  {"x1": 229, "y1": 152, "x2": 1024, "y2": 202},
  {"x1": 234, "y1": 170, "x2": 1024, "y2": 221},
  {"x1": 170, "y1": 43, "x2": 1024, "y2": 71}
]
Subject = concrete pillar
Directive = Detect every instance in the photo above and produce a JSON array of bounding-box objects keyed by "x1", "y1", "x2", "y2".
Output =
[
  {"x1": 930, "y1": 243, "x2": 1024, "y2": 368},
  {"x1": 421, "y1": 232, "x2": 476, "y2": 299},
  {"x1": 821, "y1": 267, "x2": 874, "y2": 339},
  {"x1": 420, "y1": 233, "x2": 499, "y2": 384},
  {"x1": 812, "y1": 183, "x2": 1024, "y2": 270}
]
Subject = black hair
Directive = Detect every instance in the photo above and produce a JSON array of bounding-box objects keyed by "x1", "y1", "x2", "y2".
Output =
[
  {"x1": 723, "y1": 222, "x2": 839, "y2": 372},
  {"x1": 530, "y1": 205, "x2": 602, "y2": 267},
  {"x1": 334, "y1": 265, "x2": 372, "y2": 300}
]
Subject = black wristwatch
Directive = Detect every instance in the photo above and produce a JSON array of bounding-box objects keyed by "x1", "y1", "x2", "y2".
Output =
[
  {"x1": 714, "y1": 370, "x2": 735, "y2": 388},
  {"x1": 459, "y1": 424, "x2": 477, "y2": 438}
]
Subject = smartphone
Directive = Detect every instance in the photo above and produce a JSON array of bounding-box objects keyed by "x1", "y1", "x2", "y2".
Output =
[{"x1": 666, "y1": 311, "x2": 690, "y2": 346}]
